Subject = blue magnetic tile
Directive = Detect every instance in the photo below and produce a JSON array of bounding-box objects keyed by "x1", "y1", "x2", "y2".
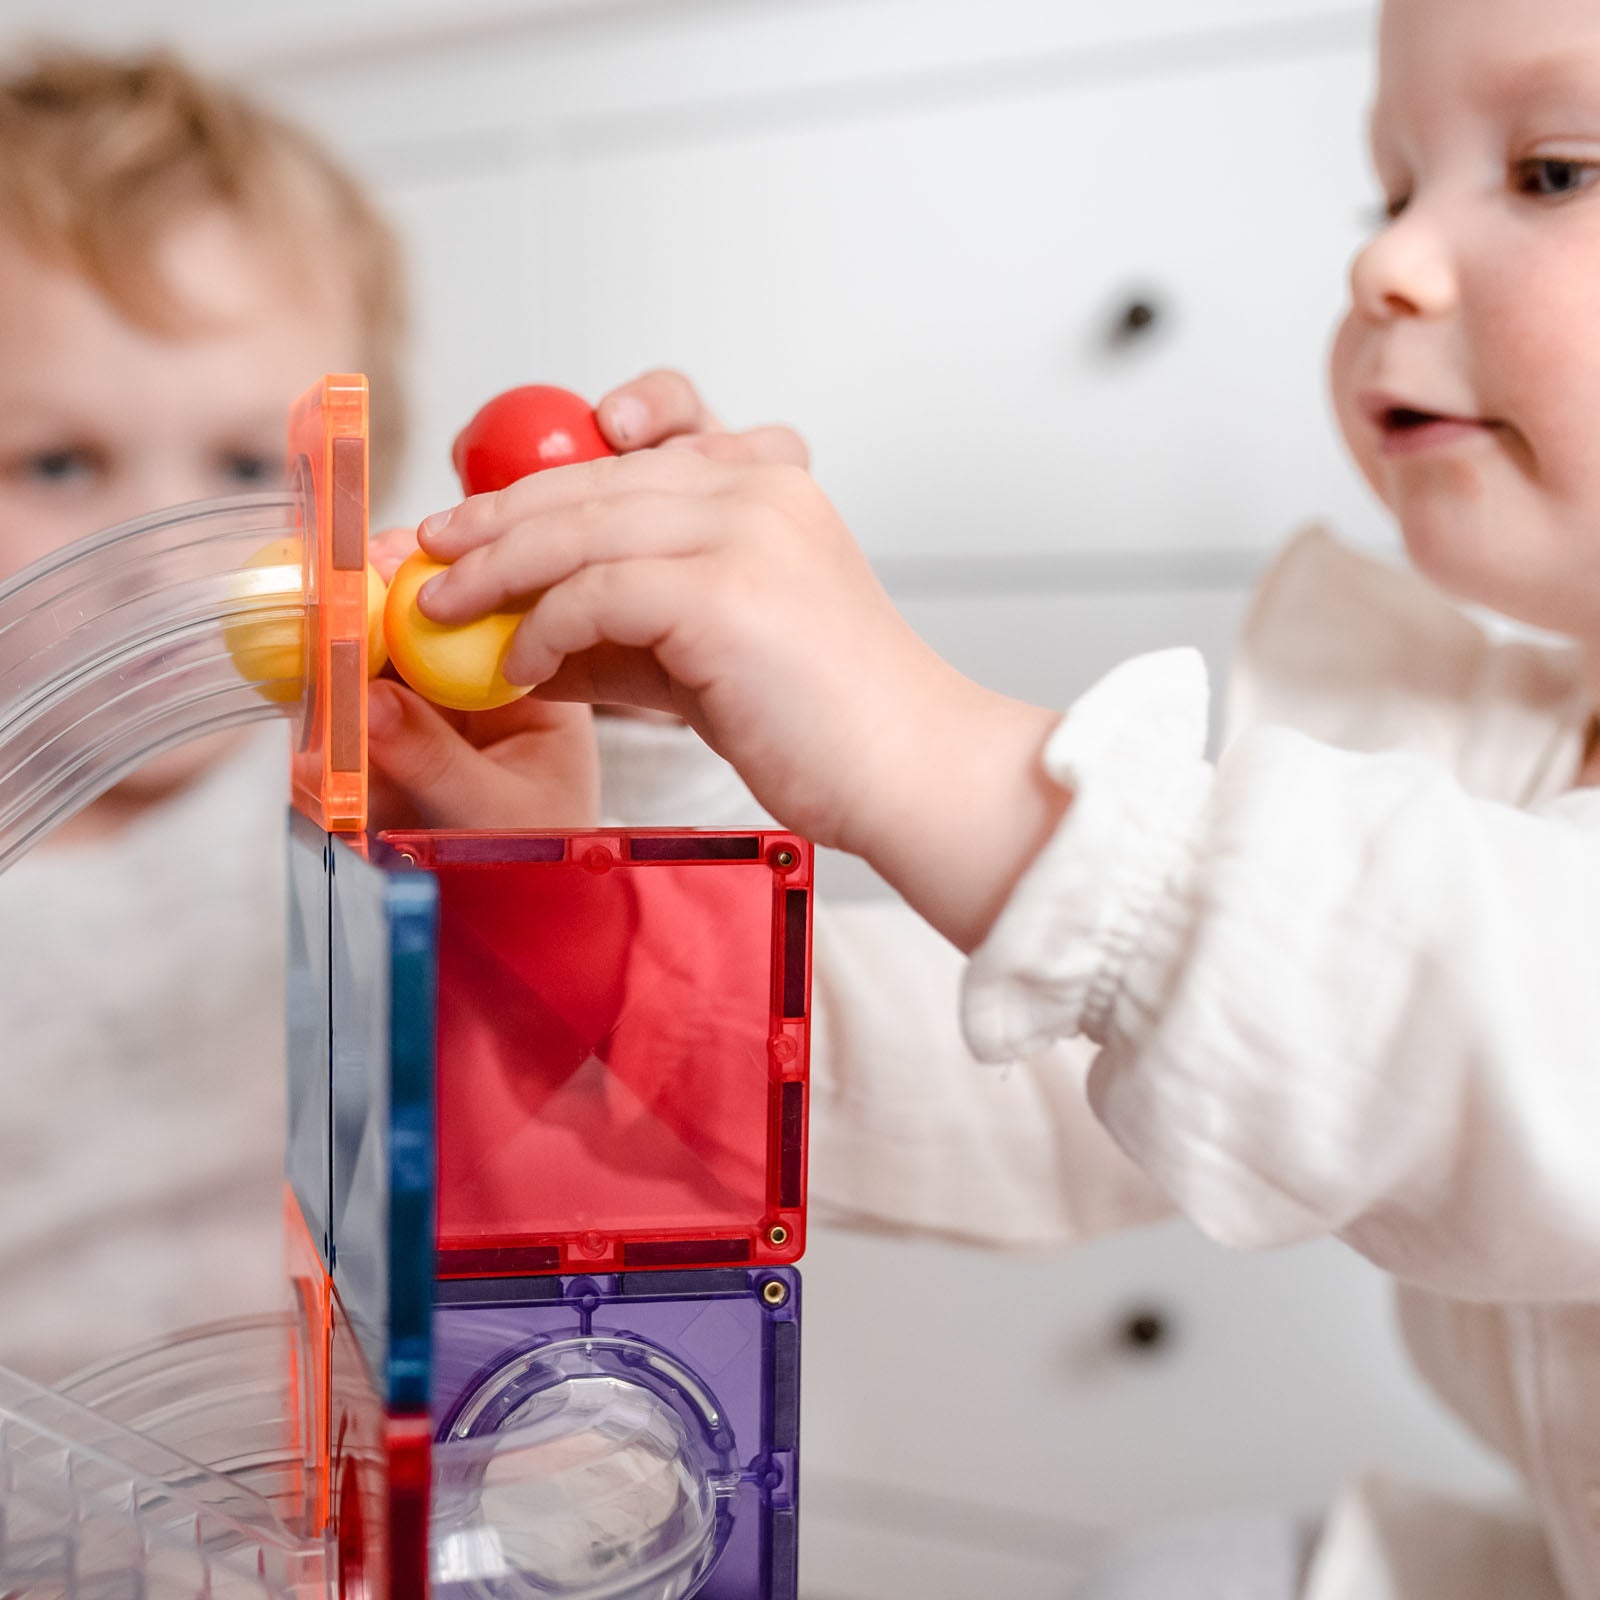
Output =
[
  {"x1": 285, "y1": 808, "x2": 331, "y2": 1263},
  {"x1": 328, "y1": 834, "x2": 438, "y2": 1410}
]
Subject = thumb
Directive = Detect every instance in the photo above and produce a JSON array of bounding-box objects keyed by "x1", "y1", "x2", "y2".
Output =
[
  {"x1": 366, "y1": 680, "x2": 599, "y2": 829},
  {"x1": 365, "y1": 682, "x2": 484, "y2": 823}
]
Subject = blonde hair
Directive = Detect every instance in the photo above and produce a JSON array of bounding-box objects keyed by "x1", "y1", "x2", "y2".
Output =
[{"x1": 0, "y1": 47, "x2": 407, "y2": 500}]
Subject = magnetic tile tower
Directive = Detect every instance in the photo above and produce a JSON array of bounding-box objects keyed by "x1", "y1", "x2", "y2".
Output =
[{"x1": 282, "y1": 377, "x2": 810, "y2": 1600}]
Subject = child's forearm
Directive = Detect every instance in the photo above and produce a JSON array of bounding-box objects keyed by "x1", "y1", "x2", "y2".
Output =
[{"x1": 837, "y1": 672, "x2": 1070, "y2": 953}]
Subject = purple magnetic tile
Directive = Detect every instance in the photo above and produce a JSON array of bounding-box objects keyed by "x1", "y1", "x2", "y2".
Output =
[
  {"x1": 676, "y1": 1300, "x2": 755, "y2": 1376},
  {"x1": 431, "y1": 1268, "x2": 800, "y2": 1599}
]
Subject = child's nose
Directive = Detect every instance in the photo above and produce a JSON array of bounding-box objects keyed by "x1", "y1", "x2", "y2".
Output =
[
  {"x1": 125, "y1": 463, "x2": 224, "y2": 522},
  {"x1": 1348, "y1": 209, "x2": 1458, "y2": 323}
]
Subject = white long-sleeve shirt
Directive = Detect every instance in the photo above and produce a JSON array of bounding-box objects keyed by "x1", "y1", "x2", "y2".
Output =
[
  {"x1": 602, "y1": 526, "x2": 1600, "y2": 1600},
  {"x1": 966, "y1": 528, "x2": 1600, "y2": 1600},
  {"x1": 0, "y1": 728, "x2": 290, "y2": 1381}
]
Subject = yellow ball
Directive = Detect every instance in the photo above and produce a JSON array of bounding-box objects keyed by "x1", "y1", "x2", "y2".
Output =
[
  {"x1": 223, "y1": 538, "x2": 389, "y2": 703},
  {"x1": 221, "y1": 537, "x2": 307, "y2": 703},
  {"x1": 382, "y1": 550, "x2": 530, "y2": 713}
]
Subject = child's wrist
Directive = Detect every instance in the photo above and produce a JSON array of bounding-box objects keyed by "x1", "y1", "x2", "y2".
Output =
[{"x1": 842, "y1": 670, "x2": 1068, "y2": 952}]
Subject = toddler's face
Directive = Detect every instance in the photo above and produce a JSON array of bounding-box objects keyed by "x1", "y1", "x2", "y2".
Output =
[
  {"x1": 0, "y1": 211, "x2": 358, "y2": 807},
  {"x1": 1331, "y1": 0, "x2": 1600, "y2": 641},
  {"x1": 0, "y1": 212, "x2": 354, "y2": 576}
]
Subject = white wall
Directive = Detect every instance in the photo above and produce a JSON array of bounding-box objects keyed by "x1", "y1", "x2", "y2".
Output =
[{"x1": 3, "y1": 5, "x2": 1516, "y2": 1596}]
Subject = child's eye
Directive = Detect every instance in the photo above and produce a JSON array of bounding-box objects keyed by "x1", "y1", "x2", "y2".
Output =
[
  {"x1": 1361, "y1": 193, "x2": 1410, "y2": 230},
  {"x1": 220, "y1": 451, "x2": 283, "y2": 487},
  {"x1": 1513, "y1": 157, "x2": 1600, "y2": 199},
  {"x1": 20, "y1": 447, "x2": 100, "y2": 487}
]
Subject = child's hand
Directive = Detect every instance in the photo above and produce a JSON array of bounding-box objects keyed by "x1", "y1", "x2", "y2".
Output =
[
  {"x1": 591, "y1": 371, "x2": 810, "y2": 730},
  {"x1": 365, "y1": 682, "x2": 599, "y2": 831},
  {"x1": 365, "y1": 527, "x2": 599, "y2": 829},
  {"x1": 415, "y1": 452, "x2": 1069, "y2": 951},
  {"x1": 369, "y1": 524, "x2": 420, "y2": 584},
  {"x1": 594, "y1": 369, "x2": 810, "y2": 468}
]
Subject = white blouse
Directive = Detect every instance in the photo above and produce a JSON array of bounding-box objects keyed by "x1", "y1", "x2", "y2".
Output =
[
  {"x1": 0, "y1": 728, "x2": 290, "y2": 1381},
  {"x1": 603, "y1": 526, "x2": 1600, "y2": 1600},
  {"x1": 962, "y1": 528, "x2": 1600, "y2": 1600}
]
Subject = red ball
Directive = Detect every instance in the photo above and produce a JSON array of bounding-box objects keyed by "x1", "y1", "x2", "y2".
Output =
[{"x1": 451, "y1": 384, "x2": 618, "y2": 495}]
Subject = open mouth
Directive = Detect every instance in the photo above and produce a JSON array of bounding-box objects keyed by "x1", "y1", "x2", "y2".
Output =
[
  {"x1": 1384, "y1": 406, "x2": 1448, "y2": 431},
  {"x1": 1373, "y1": 402, "x2": 1497, "y2": 453}
]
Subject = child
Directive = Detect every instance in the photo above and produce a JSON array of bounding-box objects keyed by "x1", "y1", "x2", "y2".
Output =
[
  {"x1": 0, "y1": 47, "x2": 412, "y2": 1380},
  {"x1": 405, "y1": 0, "x2": 1600, "y2": 1593}
]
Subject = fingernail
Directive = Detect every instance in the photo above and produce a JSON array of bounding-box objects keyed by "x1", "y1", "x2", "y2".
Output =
[
  {"x1": 367, "y1": 682, "x2": 400, "y2": 736},
  {"x1": 418, "y1": 574, "x2": 445, "y2": 612},
  {"x1": 419, "y1": 507, "x2": 454, "y2": 543},
  {"x1": 604, "y1": 394, "x2": 648, "y2": 447}
]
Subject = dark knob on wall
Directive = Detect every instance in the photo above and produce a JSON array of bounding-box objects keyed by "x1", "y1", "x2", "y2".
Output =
[
  {"x1": 1117, "y1": 1305, "x2": 1175, "y2": 1354},
  {"x1": 1109, "y1": 294, "x2": 1164, "y2": 347}
]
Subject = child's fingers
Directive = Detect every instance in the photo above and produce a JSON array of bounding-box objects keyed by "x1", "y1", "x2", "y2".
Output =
[
  {"x1": 453, "y1": 695, "x2": 580, "y2": 746},
  {"x1": 501, "y1": 556, "x2": 712, "y2": 691},
  {"x1": 661, "y1": 425, "x2": 811, "y2": 468},
  {"x1": 417, "y1": 488, "x2": 749, "y2": 624},
  {"x1": 595, "y1": 368, "x2": 724, "y2": 451},
  {"x1": 366, "y1": 681, "x2": 493, "y2": 817},
  {"x1": 365, "y1": 680, "x2": 597, "y2": 828},
  {"x1": 418, "y1": 448, "x2": 741, "y2": 560},
  {"x1": 527, "y1": 642, "x2": 685, "y2": 720},
  {"x1": 368, "y1": 525, "x2": 420, "y2": 583}
]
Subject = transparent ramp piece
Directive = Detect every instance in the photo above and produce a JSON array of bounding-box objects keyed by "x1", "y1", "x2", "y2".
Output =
[
  {"x1": 0, "y1": 491, "x2": 307, "y2": 874},
  {"x1": 0, "y1": 1360, "x2": 323, "y2": 1600}
]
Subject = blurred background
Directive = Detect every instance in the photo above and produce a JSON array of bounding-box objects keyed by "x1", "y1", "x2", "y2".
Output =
[{"x1": 0, "y1": 1, "x2": 1516, "y2": 1596}]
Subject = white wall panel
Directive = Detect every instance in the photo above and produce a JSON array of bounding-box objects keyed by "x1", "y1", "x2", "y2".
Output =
[
  {"x1": 891, "y1": 577, "x2": 1256, "y2": 719},
  {"x1": 800, "y1": 1223, "x2": 1515, "y2": 1597},
  {"x1": 530, "y1": 48, "x2": 1388, "y2": 567},
  {"x1": 7, "y1": 0, "x2": 1375, "y2": 81},
  {"x1": 372, "y1": 166, "x2": 550, "y2": 521}
]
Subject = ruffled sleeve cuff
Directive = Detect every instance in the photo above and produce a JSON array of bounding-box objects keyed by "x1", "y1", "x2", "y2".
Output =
[{"x1": 963, "y1": 648, "x2": 1215, "y2": 1060}]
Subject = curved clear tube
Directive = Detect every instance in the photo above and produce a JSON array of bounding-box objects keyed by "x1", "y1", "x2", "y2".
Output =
[
  {"x1": 54, "y1": 1312, "x2": 315, "y2": 1533},
  {"x1": 0, "y1": 1351, "x2": 320, "y2": 1600},
  {"x1": 56, "y1": 1318, "x2": 726, "y2": 1600},
  {"x1": 0, "y1": 493, "x2": 308, "y2": 875},
  {"x1": 433, "y1": 1337, "x2": 722, "y2": 1600}
]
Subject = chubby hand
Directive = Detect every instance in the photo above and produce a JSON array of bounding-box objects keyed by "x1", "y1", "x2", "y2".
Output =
[
  {"x1": 365, "y1": 683, "x2": 600, "y2": 831},
  {"x1": 414, "y1": 450, "x2": 1069, "y2": 951},
  {"x1": 358, "y1": 366, "x2": 806, "y2": 832},
  {"x1": 365, "y1": 526, "x2": 598, "y2": 829},
  {"x1": 592, "y1": 367, "x2": 810, "y2": 468},
  {"x1": 357, "y1": 366, "x2": 792, "y2": 829}
]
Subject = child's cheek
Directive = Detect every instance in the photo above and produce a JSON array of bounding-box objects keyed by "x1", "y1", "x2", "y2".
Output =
[
  {"x1": 112, "y1": 730, "x2": 245, "y2": 800},
  {"x1": 1328, "y1": 315, "x2": 1387, "y2": 502},
  {"x1": 0, "y1": 500, "x2": 87, "y2": 584}
]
